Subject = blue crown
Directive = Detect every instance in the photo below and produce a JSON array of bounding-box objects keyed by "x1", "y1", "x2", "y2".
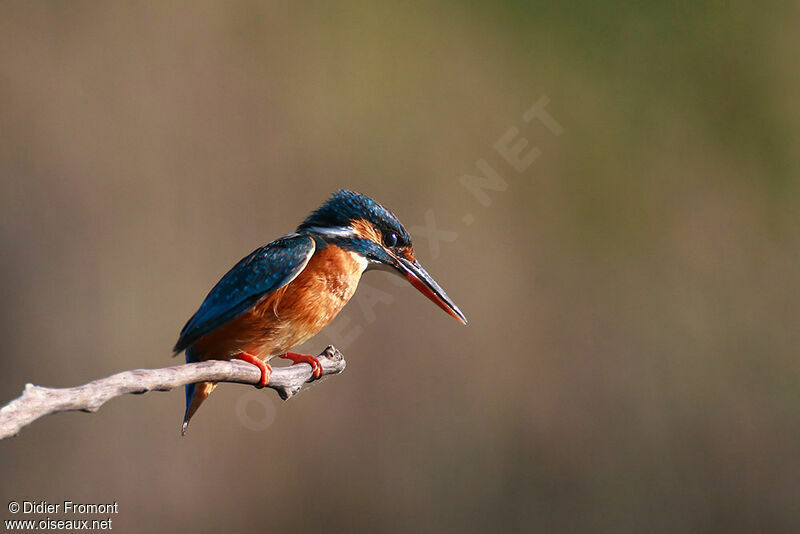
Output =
[{"x1": 298, "y1": 190, "x2": 411, "y2": 246}]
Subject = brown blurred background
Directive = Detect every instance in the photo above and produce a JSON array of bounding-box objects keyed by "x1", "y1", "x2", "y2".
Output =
[{"x1": 1, "y1": 2, "x2": 799, "y2": 532}]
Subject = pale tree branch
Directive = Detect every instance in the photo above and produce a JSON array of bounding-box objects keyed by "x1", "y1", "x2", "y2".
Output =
[{"x1": 0, "y1": 346, "x2": 346, "y2": 440}]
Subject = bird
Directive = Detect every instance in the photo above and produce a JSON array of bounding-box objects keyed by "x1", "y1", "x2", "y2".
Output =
[{"x1": 174, "y1": 189, "x2": 467, "y2": 434}]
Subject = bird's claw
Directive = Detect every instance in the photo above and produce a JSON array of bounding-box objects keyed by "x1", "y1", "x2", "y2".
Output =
[
  {"x1": 279, "y1": 352, "x2": 323, "y2": 379},
  {"x1": 234, "y1": 352, "x2": 272, "y2": 387}
]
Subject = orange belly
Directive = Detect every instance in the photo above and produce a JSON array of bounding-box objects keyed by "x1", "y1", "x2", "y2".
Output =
[{"x1": 190, "y1": 244, "x2": 366, "y2": 361}]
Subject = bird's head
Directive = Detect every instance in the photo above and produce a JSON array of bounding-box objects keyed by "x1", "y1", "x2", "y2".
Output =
[{"x1": 298, "y1": 190, "x2": 467, "y2": 325}]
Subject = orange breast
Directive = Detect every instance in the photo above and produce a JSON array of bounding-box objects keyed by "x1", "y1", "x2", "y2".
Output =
[{"x1": 190, "y1": 244, "x2": 366, "y2": 361}]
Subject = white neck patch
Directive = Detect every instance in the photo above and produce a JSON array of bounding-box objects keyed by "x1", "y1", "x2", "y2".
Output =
[
  {"x1": 348, "y1": 251, "x2": 369, "y2": 273},
  {"x1": 304, "y1": 225, "x2": 356, "y2": 239}
]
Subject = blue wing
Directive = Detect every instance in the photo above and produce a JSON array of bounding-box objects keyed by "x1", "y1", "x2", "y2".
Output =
[{"x1": 173, "y1": 234, "x2": 316, "y2": 354}]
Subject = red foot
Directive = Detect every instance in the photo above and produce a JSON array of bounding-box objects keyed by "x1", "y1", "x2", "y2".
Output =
[
  {"x1": 279, "y1": 352, "x2": 323, "y2": 379},
  {"x1": 234, "y1": 352, "x2": 272, "y2": 388}
]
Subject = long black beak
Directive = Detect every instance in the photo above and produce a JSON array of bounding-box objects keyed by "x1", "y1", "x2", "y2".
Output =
[{"x1": 396, "y1": 256, "x2": 467, "y2": 325}]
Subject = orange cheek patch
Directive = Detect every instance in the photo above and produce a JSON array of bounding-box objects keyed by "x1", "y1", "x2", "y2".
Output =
[
  {"x1": 351, "y1": 219, "x2": 382, "y2": 242},
  {"x1": 399, "y1": 246, "x2": 416, "y2": 262},
  {"x1": 352, "y1": 219, "x2": 413, "y2": 260}
]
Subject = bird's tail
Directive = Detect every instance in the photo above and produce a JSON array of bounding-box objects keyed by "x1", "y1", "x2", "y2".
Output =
[{"x1": 182, "y1": 347, "x2": 218, "y2": 436}]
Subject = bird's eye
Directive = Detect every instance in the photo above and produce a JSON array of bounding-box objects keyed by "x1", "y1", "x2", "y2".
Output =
[{"x1": 384, "y1": 232, "x2": 398, "y2": 248}]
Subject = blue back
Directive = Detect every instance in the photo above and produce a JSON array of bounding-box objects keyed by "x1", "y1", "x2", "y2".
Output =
[{"x1": 174, "y1": 234, "x2": 315, "y2": 354}]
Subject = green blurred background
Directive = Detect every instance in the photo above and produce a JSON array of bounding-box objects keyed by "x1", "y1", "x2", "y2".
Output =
[{"x1": 1, "y1": 1, "x2": 798, "y2": 532}]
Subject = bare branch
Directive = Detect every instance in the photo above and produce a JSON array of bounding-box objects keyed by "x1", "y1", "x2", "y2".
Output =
[{"x1": 0, "y1": 346, "x2": 346, "y2": 440}]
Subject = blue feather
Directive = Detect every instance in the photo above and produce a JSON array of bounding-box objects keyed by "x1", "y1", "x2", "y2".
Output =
[
  {"x1": 297, "y1": 189, "x2": 411, "y2": 246},
  {"x1": 173, "y1": 234, "x2": 315, "y2": 354}
]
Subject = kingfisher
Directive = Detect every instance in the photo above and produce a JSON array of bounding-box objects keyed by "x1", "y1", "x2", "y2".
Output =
[{"x1": 174, "y1": 190, "x2": 467, "y2": 434}]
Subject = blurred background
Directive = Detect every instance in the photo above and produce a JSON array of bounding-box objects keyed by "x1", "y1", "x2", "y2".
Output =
[{"x1": 1, "y1": 1, "x2": 799, "y2": 532}]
